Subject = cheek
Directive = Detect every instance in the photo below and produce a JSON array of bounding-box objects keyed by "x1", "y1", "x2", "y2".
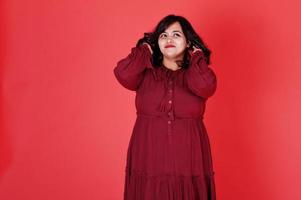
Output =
[
  {"x1": 175, "y1": 42, "x2": 186, "y2": 51},
  {"x1": 158, "y1": 41, "x2": 166, "y2": 51},
  {"x1": 178, "y1": 39, "x2": 187, "y2": 47},
  {"x1": 158, "y1": 40, "x2": 164, "y2": 47}
]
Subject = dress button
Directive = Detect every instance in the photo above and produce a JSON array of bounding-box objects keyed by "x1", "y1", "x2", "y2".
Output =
[
  {"x1": 168, "y1": 120, "x2": 171, "y2": 124},
  {"x1": 169, "y1": 89, "x2": 172, "y2": 93},
  {"x1": 168, "y1": 112, "x2": 171, "y2": 115},
  {"x1": 169, "y1": 80, "x2": 173, "y2": 84},
  {"x1": 168, "y1": 100, "x2": 172, "y2": 104}
]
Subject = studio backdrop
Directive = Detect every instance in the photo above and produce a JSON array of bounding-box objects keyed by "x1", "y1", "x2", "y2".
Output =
[{"x1": 0, "y1": 0, "x2": 300, "y2": 200}]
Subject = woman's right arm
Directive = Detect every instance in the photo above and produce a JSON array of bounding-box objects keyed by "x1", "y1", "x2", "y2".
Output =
[{"x1": 113, "y1": 43, "x2": 153, "y2": 91}]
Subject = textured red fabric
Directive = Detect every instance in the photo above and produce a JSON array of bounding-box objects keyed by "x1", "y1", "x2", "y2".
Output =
[{"x1": 114, "y1": 44, "x2": 217, "y2": 200}]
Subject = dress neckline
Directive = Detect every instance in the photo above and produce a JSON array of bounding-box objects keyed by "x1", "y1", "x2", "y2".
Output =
[{"x1": 161, "y1": 64, "x2": 184, "y2": 73}]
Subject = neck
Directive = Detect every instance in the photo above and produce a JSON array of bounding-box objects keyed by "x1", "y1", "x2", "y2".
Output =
[{"x1": 162, "y1": 56, "x2": 183, "y2": 71}]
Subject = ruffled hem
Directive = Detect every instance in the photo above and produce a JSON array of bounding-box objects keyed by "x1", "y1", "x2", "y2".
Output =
[{"x1": 123, "y1": 169, "x2": 216, "y2": 200}]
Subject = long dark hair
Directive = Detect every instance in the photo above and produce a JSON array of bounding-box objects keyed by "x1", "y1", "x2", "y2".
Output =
[{"x1": 136, "y1": 14, "x2": 212, "y2": 69}]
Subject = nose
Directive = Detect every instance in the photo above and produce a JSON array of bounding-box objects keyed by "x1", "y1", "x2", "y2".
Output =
[{"x1": 167, "y1": 37, "x2": 173, "y2": 43}]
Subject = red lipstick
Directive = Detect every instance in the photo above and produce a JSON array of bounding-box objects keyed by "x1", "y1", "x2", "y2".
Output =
[{"x1": 165, "y1": 44, "x2": 175, "y2": 48}]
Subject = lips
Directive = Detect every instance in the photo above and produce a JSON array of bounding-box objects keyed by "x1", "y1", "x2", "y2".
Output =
[{"x1": 165, "y1": 45, "x2": 175, "y2": 48}]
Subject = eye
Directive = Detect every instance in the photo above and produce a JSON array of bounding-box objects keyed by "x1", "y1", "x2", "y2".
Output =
[
  {"x1": 174, "y1": 33, "x2": 181, "y2": 37},
  {"x1": 159, "y1": 33, "x2": 167, "y2": 38}
]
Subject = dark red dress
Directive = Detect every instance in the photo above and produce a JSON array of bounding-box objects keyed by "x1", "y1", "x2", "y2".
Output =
[{"x1": 114, "y1": 44, "x2": 217, "y2": 200}]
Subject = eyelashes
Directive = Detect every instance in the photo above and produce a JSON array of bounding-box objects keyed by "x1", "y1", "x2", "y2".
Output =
[{"x1": 159, "y1": 33, "x2": 181, "y2": 38}]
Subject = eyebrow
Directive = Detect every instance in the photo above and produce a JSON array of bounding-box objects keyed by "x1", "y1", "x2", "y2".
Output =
[{"x1": 161, "y1": 30, "x2": 183, "y2": 34}]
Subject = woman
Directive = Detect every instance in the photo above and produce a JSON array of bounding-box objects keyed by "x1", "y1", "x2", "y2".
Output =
[{"x1": 114, "y1": 14, "x2": 217, "y2": 200}]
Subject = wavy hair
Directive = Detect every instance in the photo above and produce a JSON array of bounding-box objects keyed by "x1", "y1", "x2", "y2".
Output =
[{"x1": 136, "y1": 14, "x2": 212, "y2": 69}]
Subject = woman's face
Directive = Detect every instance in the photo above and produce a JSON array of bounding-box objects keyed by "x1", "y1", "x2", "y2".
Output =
[{"x1": 158, "y1": 22, "x2": 190, "y2": 61}]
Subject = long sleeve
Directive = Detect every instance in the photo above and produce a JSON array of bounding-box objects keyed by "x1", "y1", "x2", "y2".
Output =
[
  {"x1": 113, "y1": 44, "x2": 153, "y2": 91},
  {"x1": 184, "y1": 50, "x2": 217, "y2": 99}
]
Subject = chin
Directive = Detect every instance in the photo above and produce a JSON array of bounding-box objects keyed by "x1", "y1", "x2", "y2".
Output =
[
  {"x1": 163, "y1": 55, "x2": 176, "y2": 59},
  {"x1": 165, "y1": 53, "x2": 183, "y2": 59}
]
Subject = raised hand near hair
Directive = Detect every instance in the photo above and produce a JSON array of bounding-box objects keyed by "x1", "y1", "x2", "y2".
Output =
[
  {"x1": 142, "y1": 42, "x2": 153, "y2": 55},
  {"x1": 188, "y1": 45, "x2": 203, "y2": 57},
  {"x1": 192, "y1": 45, "x2": 203, "y2": 53}
]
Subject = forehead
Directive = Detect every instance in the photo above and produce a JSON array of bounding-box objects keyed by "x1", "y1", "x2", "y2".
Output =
[{"x1": 162, "y1": 22, "x2": 183, "y2": 33}]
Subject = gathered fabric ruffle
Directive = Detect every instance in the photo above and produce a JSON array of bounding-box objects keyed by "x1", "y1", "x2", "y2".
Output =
[{"x1": 124, "y1": 169, "x2": 216, "y2": 200}]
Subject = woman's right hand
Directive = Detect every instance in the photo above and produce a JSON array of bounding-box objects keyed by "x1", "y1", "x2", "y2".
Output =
[{"x1": 142, "y1": 42, "x2": 153, "y2": 55}]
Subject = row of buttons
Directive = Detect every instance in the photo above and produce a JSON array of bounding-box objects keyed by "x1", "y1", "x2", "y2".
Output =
[{"x1": 167, "y1": 80, "x2": 173, "y2": 127}]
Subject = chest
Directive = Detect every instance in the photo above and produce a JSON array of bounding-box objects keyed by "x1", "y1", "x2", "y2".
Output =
[{"x1": 135, "y1": 69, "x2": 206, "y2": 116}]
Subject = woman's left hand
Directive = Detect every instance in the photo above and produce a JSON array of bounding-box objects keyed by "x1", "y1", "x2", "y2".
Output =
[
  {"x1": 188, "y1": 45, "x2": 202, "y2": 56},
  {"x1": 192, "y1": 46, "x2": 203, "y2": 53}
]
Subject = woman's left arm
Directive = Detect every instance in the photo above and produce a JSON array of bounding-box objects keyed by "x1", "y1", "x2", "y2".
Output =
[{"x1": 184, "y1": 49, "x2": 217, "y2": 99}]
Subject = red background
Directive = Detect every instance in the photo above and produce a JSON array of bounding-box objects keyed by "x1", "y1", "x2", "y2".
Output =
[{"x1": 1, "y1": 0, "x2": 301, "y2": 199}]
